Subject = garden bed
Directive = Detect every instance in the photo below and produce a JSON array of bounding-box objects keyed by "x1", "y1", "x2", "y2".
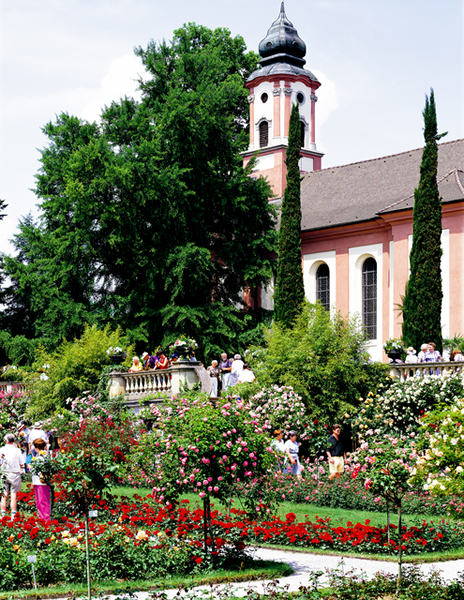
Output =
[{"x1": 2, "y1": 490, "x2": 463, "y2": 592}]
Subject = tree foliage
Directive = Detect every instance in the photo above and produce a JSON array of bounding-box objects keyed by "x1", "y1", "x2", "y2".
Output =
[
  {"x1": 1, "y1": 24, "x2": 277, "y2": 361},
  {"x1": 249, "y1": 301, "x2": 391, "y2": 424},
  {"x1": 20, "y1": 324, "x2": 131, "y2": 418},
  {"x1": 402, "y1": 90, "x2": 446, "y2": 352},
  {"x1": 273, "y1": 104, "x2": 304, "y2": 328}
]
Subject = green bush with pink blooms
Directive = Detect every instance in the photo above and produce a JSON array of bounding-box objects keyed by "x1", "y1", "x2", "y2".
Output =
[
  {"x1": 249, "y1": 385, "x2": 329, "y2": 456},
  {"x1": 128, "y1": 395, "x2": 276, "y2": 513}
]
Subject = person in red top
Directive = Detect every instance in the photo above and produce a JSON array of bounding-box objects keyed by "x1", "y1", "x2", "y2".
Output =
[{"x1": 155, "y1": 349, "x2": 169, "y2": 369}]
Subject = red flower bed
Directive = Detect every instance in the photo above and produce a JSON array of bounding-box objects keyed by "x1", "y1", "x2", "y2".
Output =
[{"x1": 11, "y1": 490, "x2": 462, "y2": 557}]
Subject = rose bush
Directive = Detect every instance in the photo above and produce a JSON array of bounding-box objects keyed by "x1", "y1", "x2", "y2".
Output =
[
  {"x1": 351, "y1": 372, "x2": 464, "y2": 438},
  {"x1": 413, "y1": 397, "x2": 464, "y2": 497}
]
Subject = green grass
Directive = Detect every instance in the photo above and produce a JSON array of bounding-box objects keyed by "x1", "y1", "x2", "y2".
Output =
[{"x1": 0, "y1": 560, "x2": 293, "y2": 600}]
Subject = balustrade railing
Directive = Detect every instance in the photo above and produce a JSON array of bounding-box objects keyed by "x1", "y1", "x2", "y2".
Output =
[
  {"x1": 123, "y1": 370, "x2": 172, "y2": 397},
  {"x1": 390, "y1": 361, "x2": 464, "y2": 382},
  {"x1": 0, "y1": 381, "x2": 28, "y2": 393}
]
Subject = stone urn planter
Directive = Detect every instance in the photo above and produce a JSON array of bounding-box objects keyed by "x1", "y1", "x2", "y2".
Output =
[{"x1": 387, "y1": 350, "x2": 402, "y2": 362}]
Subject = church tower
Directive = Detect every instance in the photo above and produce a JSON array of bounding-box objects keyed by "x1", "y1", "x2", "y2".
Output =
[{"x1": 243, "y1": 3, "x2": 323, "y2": 199}]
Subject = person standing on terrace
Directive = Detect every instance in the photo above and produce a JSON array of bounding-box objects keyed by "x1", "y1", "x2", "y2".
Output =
[{"x1": 327, "y1": 424, "x2": 345, "y2": 481}]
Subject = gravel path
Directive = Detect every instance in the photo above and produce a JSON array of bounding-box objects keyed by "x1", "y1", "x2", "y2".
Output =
[{"x1": 112, "y1": 547, "x2": 464, "y2": 599}]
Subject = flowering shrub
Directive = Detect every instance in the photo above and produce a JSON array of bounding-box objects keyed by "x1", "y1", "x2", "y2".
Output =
[
  {"x1": 128, "y1": 396, "x2": 275, "y2": 513},
  {"x1": 249, "y1": 386, "x2": 329, "y2": 455},
  {"x1": 413, "y1": 398, "x2": 464, "y2": 497},
  {"x1": 383, "y1": 337, "x2": 405, "y2": 353},
  {"x1": 249, "y1": 468, "x2": 464, "y2": 517},
  {"x1": 352, "y1": 372, "x2": 464, "y2": 439},
  {"x1": 0, "y1": 387, "x2": 30, "y2": 429}
]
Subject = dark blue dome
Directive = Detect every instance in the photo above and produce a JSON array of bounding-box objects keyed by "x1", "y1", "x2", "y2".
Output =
[{"x1": 258, "y1": 2, "x2": 306, "y2": 68}]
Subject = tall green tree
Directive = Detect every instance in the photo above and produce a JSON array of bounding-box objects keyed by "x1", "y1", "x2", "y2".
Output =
[
  {"x1": 402, "y1": 90, "x2": 446, "y2": 352},
  {"x1": 1, "y1": 24, "x2": 277, "y2": 360},
  {"x1": 273, "y1": 103, "x2": 305, "y2": 328}
]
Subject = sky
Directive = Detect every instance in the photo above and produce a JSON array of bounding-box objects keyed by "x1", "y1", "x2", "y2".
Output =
[{"x1": 0, "y1": 0, "x2": 463, "y2": 255}]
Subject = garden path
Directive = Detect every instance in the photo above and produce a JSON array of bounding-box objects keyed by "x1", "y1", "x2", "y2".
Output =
[{"x1": 99, "y1": 548, "x2": 464, "y2": 599}]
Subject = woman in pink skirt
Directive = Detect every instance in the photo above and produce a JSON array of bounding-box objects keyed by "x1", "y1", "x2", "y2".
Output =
[{"x1": 31, "y1": 438, "x2": 51, "y2": 521}]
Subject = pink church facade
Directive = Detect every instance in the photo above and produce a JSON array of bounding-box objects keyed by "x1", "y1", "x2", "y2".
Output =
[{"x1": 246, "y1": 4, "x2": 464, "y2": 362}]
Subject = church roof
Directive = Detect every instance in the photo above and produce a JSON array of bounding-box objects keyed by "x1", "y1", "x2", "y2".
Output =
[{"x1": 300, "y1": 138, "x2": 464, "y2": 232}]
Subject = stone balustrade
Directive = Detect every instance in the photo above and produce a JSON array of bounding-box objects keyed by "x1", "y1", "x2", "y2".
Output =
[
  {"x1": 390, "y1": 361, "x2": 464, "y2": 382},
  {"x1": 0, "y1": 381, "x2": 28, "y2": 393},
  {"x1": 109, "y1": 361, "x2": 211, "y2": 413}
]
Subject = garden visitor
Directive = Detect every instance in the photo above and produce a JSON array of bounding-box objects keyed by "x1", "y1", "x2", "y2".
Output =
[
  {"x1": 228, "y1": 354, "x2": 244, "y2": 387},
  {"x1": 405, "y1": 347, "x2": 418, "y2": 363},
  {"x1": 426, "y1": 342, "x2": 442, "y2": 362},
  {"x1": 238, "y1": 362, "x2": 255, "y2": 383},
  {"x1": 0, "y1": 433, "x2": 24, "y2": 520},
  {"x1": 284, "y1": 430, "x2": 302, "y2": 479},
  {"x1": 28, "y1": 421, "x2": 49, "y2": 454},
  {"x1": 453, "y1": 348, "x2": 464, "y2": 362},
  {"x1": 327, "y1": 424, "x2": 345, "y2": 480},
  {"x1": 417, "y1": 343, "x2": 429, "y2": 362},
  {"x1": 207, "y1": 360, "x2": 221, "y2": 397},
  {"x1": 219, "y1": 353, "x2": 232, "y2": 392},
  {"x1": 31, "y1": 438, "x2": 51, "y2": 521},
  {"x1": 271, "y1": 429, "x2": 286, "y2": 473},
  {"x1": 142, "y1": 352, "x2": 156, "y2": 370},
  {"x1": 425, "y1": 342, "x2": 442, "y2": 375},
  {"x1": 128, "y1": 356, "x2": 143, "y2": 372},
  {"x1": 155, "y1": 349, "x2": 169, "y2": 369}
]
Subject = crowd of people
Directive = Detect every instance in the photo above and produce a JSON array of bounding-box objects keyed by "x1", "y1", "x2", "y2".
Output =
[
  {"x1": 270, "y1": 424, "x2": 346, "y2": 481},
  {"x1": 127, "y1": 348, "x2": 191, "y2": 372},
  {"x1": 404, "y1": 341, "x2": 443, "y2": 364},
  {"x1": 206, "y1": 353, "x2": 255, "y2": 397}
]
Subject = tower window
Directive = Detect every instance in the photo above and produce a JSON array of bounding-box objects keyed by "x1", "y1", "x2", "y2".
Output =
[
  {"x1": 362, "y1": 257, "x2": 377, "y2": 340},
  {"x1": 261, "y1": 92, "x2": 268, "y2": 104},
  {"x1": 316, "y1": 263, "x2": 330, "y2": 311},
  {"x1": 297, "y1": 92, "x2": 305, "y2": 105},
  {"x1": 300, "y1": 121, "x2": 305, "y2": 148},
  {"x1": 259, "y1": 121, "x2": 269, "y2": 148}
]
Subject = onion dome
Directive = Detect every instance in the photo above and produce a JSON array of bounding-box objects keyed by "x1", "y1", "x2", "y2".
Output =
[{"x1": 258, "y1": 2, "x2": 306, "y2": 68}]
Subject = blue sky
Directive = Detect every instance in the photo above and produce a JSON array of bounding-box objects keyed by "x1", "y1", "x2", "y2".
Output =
[{"x1": 0, "y1": 0, "x2": 463, "y2": 254}]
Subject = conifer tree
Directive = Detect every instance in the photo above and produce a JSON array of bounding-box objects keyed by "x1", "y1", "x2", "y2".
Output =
[
  {"x1": 402, "y1": 90, "x2": 446, "y2": 352},
  {"x1": 274, "y1": 103, "x2": 305, "y2": 328}
]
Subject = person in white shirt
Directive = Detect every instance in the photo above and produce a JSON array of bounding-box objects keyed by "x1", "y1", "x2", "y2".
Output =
[
  {"x1": 228, "y1": 354, "x2": 244, "y2": 387},
  {"x1": 28, "y1": 422, "x2": 49, "y2": 455},
  {"x1": 405, "y1": 347, "x2": 418, "y2": 364},
  {"x1": 238, "y1": 363, "x2": 255, "y2": 384},
  {"x1": 1, "y1": 433, "x2": 25, "y2": 519},
  {"x1": 284, "y1": 431, "x2": 302, "y2": 479}
]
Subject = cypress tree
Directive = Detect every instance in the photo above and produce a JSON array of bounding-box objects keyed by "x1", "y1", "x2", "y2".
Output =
[
  {"x1": 402, "y1": 90, "x2": 446, "y2": 352},
  {"x1": 274, "y1": 103, "x2": 305, "y2": 328}
]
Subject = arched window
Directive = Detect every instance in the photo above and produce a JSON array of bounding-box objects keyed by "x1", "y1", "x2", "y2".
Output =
[
  {"x1": 362, "y1": 257, "x2": 377, "y2": 339},
  {"x1": 300, "y1": 121, "x2": 305, "y2": 148},
  {"x1": 316, "y1": 263, "x2": 330, "y2": 311},
  {"x1": 259, "y1": 121, "x2": 269, "y2": 148}
]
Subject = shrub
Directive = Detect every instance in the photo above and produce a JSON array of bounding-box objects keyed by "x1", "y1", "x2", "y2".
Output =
[
  {"x1": 249, "y1": 301, "x2": 391, "y2": 423},
  {"x1": 20, "y1": 324, "x2": 133, "y2": 418},
  {"x1": 351, "y1": 372, "x2": 464, "y2": 439}
]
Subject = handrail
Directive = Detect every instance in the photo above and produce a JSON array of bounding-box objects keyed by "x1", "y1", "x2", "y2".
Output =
[{"x1": 390, "y1": 361, "x2": 464, "y2": 382}]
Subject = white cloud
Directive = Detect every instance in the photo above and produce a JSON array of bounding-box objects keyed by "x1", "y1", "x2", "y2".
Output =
[{"x1": 79, "y1": 54, "x2": 142, "y2": 122}]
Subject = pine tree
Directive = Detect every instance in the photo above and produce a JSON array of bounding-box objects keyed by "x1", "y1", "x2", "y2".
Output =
[
  {"x1": 402, "y1": 90, "x2": 446, "y2": 352},
  {"x1": 274, "y1": 103, "x2": 305, "y2": 328}
]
